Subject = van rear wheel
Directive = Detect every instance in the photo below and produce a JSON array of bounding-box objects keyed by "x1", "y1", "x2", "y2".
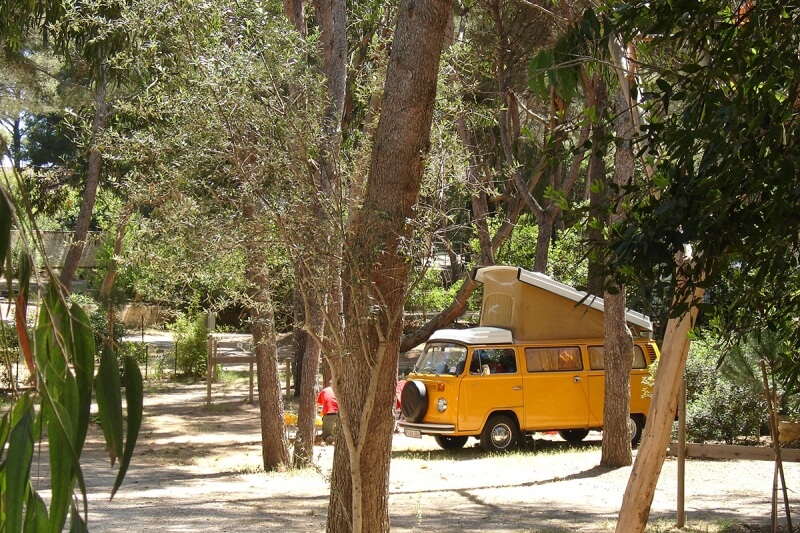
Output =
[
  {"x1": 435, "y1": 435, "x2": 468, "y2": 450},
  {"x1": 629, "y1": 415, "x2": 645, "y2": 447},
  {"x1": 558, "y1": 429, "x2": 589, "y2": 444},
  {"x1": 480, "y1": 415, "x2": 519, "y2": 453}
]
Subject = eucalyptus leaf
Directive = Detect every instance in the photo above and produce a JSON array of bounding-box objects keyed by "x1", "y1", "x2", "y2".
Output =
[
  {"x1": 24, "y1": 487, "x2": 51, "y2": 532},
  {"x1": 111, "y1": 354, "x2": 144, "y2": 499},
  {"x1": 5, "y1": 394, "x2": 35, "y2": 533},
  {"x1": 96, "y1": 341, "x2": 124, "y2": 465}
]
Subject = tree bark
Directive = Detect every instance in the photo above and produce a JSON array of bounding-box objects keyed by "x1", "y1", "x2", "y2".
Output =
[
  {"x1": 326, "y1": 0, "x2": 452, "y2": 529},
  {"x1": 292, "y1": 286, "x2": 306, "y2": 398},
  {"x1": 601, "y1": 288, "x2": 633, "y2": 466},
  {"x1": 98, "y1": 205, "x2": 132, "y2": 344},
  {"x1": 12, "y1": 116, "x2": 21, "y2": 172},
  {"x1": 243, "y1": 204, "x2": 291, "y2": 472},
  {"x1": 98, "y1": 205, "x2": 132, "y2": 304},
  {"x1": 59, "y1": 73, "x2": 107, "y2": 292},
  {"x1": 615, "y1": 266, "x2": 704, "y2": 532},
  {"x1": 585, "y1": 75, "x2": 608, "y2": 297},
  {"x1": 291, "y1": 275, "x2": 324, "y2": 467},
  {"x1": 533, "y1": 210, "x2": 555, "y2": 272},
  {"x1": 289, "y1": 0, "x2": 347, "y2": 468},
  {"x1": 250, "y1": 296, "x2": 292, "y2": 471},
  {"x1": 283, "y1": 0, "x2": 306, "y2": 38},
  {"x1": 601, "y1": 89, "x2": 636, "y2": 467}
]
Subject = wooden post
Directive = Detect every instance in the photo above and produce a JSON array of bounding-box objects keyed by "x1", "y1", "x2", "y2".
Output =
[
  {"x1": 248, "y1": 362, "x2": 254, "y2": 403},
  {"x1": 616, "y1": 277, "x2": 704, "y2": 533},
  {"x1": 760, "y1": 361, "x2": 793, "y2": 533},
  {"x1": 285, "y1": 359, "x2": 292, "y2": 398},
  {"x1": 677, "y1": 376, "x2": 686, "y2": 528},
  {"x1": 206, "y1": 335, "x2": 213, "y2": 407}
]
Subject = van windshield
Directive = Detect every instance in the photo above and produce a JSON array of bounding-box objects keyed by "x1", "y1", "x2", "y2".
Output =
[{"x1": 413, "y1": 342, "x2": 468, "y2": 376}]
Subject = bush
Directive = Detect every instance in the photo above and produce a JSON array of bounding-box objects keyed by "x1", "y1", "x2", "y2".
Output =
[
  {"x1": 169, "y1": 312, "x2": 209, "y2": 378},
  {"x1": 68, "y1": 293, "x2": 127, "y2": 354},
  {"x1": 90, "y1": 307, "x2": 127, "y2": 351},
  {"x1": 684, "y1": 333, "x2": 767, "y2": 444},
  {"x1": 405, "y1": 269, "x2": 473, "y2": 316}
]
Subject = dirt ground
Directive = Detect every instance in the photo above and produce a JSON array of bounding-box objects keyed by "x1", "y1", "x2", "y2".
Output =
[{"x1": 64, "y1": 374, "x2": 800, "y2": 533}]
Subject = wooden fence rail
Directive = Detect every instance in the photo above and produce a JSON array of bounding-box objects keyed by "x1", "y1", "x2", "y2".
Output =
[
  {"x1": 206, "y1": 336, "x2": 255, "y2": 406},
  {"x1": 667, "y1": 442, "x2": 800, "y2": 462}
]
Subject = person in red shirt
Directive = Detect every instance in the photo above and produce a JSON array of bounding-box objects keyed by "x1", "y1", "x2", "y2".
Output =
[{"x1": 317, "y1": 386, "x2": 339, "y2": 443}]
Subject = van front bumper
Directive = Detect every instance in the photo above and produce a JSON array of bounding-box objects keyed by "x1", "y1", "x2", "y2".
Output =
[{"x1": 398, "y1": 421, "x2": 456, "y2": 434}]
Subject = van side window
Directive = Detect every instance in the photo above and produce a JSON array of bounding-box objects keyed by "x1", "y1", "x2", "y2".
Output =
[
  {"x1": 525, "y1": 347, "x2": 582, "y2": 372},
  {"x1": 470, "y1": 348, "x2": 517, "y2": 374},
  {"x1": 588, "y1": 346, "x2": 648, "y2": 370}
]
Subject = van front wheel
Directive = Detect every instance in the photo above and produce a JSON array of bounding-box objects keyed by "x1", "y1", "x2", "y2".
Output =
[
  {"x1": 435, "y1": 435, "x2": 468, "y2": 450},
  {"x1": 480, "y1": 415, "x2": 519, "y2": 453}
]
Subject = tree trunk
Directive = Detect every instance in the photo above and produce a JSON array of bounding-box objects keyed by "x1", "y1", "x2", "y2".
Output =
[
  {"x1": 98, "y1": 205, "x2": 132, "y2": 304},
  {"x1": 60, "y1": 74, "x2": 107, "y2": 292},
  {"x1": 601, "y1": 289, "x2": 634, "y2": 466},
  {"x1": 533, "y1": 210, "x2": 554, "y2": 273},
  {"x1": 601, "y1": 89, "x2": 636, "y2": 467},
  {"x1": 288, "y1": 0, "x2": 347, "y2": 468},
  {"x1": 292, "y1": 286, "x2": 306, "y2": 398},
  {"x1": 326, "y1": 0, "x2": 452, "y2": 529},
  {"x1": 585, "y1": 76, "x2": 608, "y2": 297},
  {"x1": 615, "y1": 267, "x2": 704, "y2": 532},
  {"x1": 98, "y1": 205, "x2": 132, "y2": 344},
  {"x1": 291, "y1": 289, "x2": 324, "y2": 467},
  {"x1": 283, "y1": 0, "x2": 306, "y2": 38},
  {"x1": 243, "y1": 204, "x2": 291, "y2": 471},
  {"x1": 12, "y1": 116, "x2": 21, "y2": 172},
  {"x1": 250, "y1": 299, "x2": 292, "y2": 471}
]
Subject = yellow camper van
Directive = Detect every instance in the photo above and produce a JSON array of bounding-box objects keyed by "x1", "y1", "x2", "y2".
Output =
[{"x1": 398, "y1": 266, "x2": 660, "y2": 452}]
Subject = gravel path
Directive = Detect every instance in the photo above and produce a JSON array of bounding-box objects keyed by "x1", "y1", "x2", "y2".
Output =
[{"x1": 66, "y1": 381, "x2": 800, "y2": 532}]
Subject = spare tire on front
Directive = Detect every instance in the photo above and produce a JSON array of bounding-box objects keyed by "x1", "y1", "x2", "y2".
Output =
[{"x1": 401, "y1": 380, "x2": 428, "y2": 422}]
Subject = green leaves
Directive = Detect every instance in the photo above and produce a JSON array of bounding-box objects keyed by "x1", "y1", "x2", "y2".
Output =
[
  {"x1": 528, "y1": 9, "x2": 607, "y2": 104},
  {"x1": 4, "y1": 395, "x2": 35, "y2": 533},
  {"x1": 96, "y1": 341, "x2": 123, "y2": 466},
  {"x1": 602, "y1": 1, "x2": 800, "y2": 340},
  {"x1": 111, "y1": 354, "x2": 143, "y2": 499},
  {"x1": 0, "y1": 197, "x2": 142, "y2": 529}
]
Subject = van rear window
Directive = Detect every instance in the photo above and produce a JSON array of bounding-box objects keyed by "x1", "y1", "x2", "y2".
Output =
[{"x1": 525, "y1": 347, "x2": 582, "y2": 372}]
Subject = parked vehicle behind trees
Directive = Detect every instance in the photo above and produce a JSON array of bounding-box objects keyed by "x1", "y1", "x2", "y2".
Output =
[{"x1": 399, "y1": 266, "x2": 659, "y2": 452}]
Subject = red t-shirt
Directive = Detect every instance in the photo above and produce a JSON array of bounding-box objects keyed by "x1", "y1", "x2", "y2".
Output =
[
  {"x1": 317, "y1": 386, "x2": 339, "y2": 416},
  {"x1": 395, "y1": 380, "x2": 407, "y2": 409}
]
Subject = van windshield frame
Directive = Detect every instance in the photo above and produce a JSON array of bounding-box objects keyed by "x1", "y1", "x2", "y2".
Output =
[{"x1": 413, "y1": 342, "x2": 468, "y2": 376}]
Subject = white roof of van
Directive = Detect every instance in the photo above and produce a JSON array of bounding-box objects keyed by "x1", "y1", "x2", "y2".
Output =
[{"x1": 428, "y1": 327, "x2": 513, "y2": 345}]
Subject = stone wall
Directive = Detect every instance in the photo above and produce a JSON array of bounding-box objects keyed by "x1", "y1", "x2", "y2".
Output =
[{"x1": 119, "y1": 304, "x2": 167, "y2": 328}]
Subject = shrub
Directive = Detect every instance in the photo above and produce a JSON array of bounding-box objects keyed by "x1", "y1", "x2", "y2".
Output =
[
  {"x1": 169, "y1": 312, "x2": 209, "y2": 378},
  {"x1": 684, "y1": 333, "x2": 767, "y2": 444},
  {"x1": 406, "y1": 269, "x2": 472, "y2": 316}
]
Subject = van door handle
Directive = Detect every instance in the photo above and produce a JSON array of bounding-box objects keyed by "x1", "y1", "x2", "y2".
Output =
[
  {"x1": 512, "y1": 386, "x2": 522, "y2": 391},
  {"x1": 573, "y1": 376, "x2": 581, "y2": 383}
]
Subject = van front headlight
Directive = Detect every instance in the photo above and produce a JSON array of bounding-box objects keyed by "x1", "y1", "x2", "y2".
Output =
[{"x1": 436, "y1": 397, "x2": 447, "y2": 413}]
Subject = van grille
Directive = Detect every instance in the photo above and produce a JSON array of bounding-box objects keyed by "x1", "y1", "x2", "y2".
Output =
[{"x1": 644, "y1": 344, "x2": 657, "y2": 364}]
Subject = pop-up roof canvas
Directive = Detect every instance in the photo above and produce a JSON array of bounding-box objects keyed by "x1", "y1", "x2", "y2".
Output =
[{"x1": 474, "y1": 266, "x2": 653, "y2": 342}]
